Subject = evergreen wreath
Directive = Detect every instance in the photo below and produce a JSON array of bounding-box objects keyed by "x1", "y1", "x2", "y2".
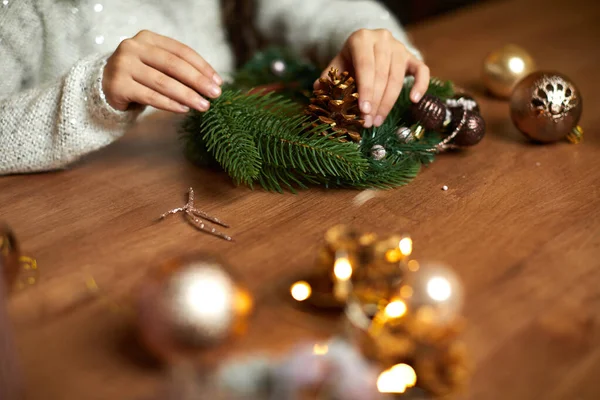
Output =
[{"x1": 180, "y1": 48, "x2": 482, "y2": 193}]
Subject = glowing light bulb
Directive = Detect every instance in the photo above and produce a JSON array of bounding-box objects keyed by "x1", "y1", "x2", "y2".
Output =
[
  {"x1": 313, "y1": 343, "x2": 329, "y2": 355},
  {"x1": 399, "y1": 237, "x2": 413, "y2": 257},
  {"x1": 290, "y1": 281, "x2": 312, "y2": 301},
  {"x1": 377, "y1": 363, "x2": 417, "y2": 393},
  {"x1": 427, "y1": 277, "x2": 452, "y2": 302},
  {"x1": 334, "y1": 257, "x2": 353, "y2": 281},
  {"x1": 384, "y1": 300, "x2": 407, "y2": 318},
  {"x1": 508, "y1": 57, "x2": 525, "y2": 73}
]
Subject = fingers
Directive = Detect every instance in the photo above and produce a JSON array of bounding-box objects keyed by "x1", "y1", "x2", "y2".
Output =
[
  {"x1": 371, "y1": 42, "x2": 392, "y2": 127},
  {"x1": 139, "y1": 46, "x2": 221, "y2": 101},
  {"x1": 129, "y1": 81, "x2": 192, "y2": 114},
  {"x1": 132, "y1": 64, "x2": 210, "y2": 112},
  {"x1": 374, "y1": 49, "x2": 406, "y2": 127},
  {"x1": 135, "y1": 30, "x2": 222, "y2": 85},
  {"x1": 407, "y1": 58, "x2": 430, "y2": 103},
  {"x1": 104, "y1": 30, "x2": 225, "y2": 114},
  {"x1": 347, "y1": 30, "x2": 376, "y2": 127}
]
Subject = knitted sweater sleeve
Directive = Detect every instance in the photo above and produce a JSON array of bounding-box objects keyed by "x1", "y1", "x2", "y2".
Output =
[
  {"x1": 255, "y1": 0, "x2": 422, "y2": 66},
  {"x1": 0, "y1": 3, "x2": 138, "y2": 175}
]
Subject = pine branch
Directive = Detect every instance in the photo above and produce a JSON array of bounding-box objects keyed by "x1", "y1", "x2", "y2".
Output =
[
  {"x1": 183, "y1": 90, "x2": 369, "y2": 188},
  {"x1": 255, "y1": 116, "x2": 368, "y2": 182},
  {"x1": 197, "y1": 94, "x2": 263, "y2": 186},
  {"x1": 180, "y1": 113, "x2": 217, "y2": 167},
  {"x1": 334, "y1": 157, "x2": 422, "y2": 190},
  {"x1": 256, "y1": 165, "x2": 327, "y2": 194}
]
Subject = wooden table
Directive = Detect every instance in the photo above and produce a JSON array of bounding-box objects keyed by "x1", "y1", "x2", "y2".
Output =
[{"x1": 1, "y1": 0, "x2": 599, "y2": 398}]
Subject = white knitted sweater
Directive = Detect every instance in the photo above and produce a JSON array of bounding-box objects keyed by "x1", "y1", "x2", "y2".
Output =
[{"x1": 0, "y1": 0, "x2": 418, "y2": 175}]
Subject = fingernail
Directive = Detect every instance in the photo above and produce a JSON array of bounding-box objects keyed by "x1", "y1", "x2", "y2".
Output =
[
  {"x1": 209, "y1": 85, "x2": 221, "y2": 97},
  {"x1": 374, "y1": 115, "x2": 384, "y2": 127},
  {"x1": 364, "y1": 115, "x2": 373, "y2": 128},
  {"x1": 213, "y1": 74, "x2": 223, "y2": 85},
  {"x1": 179, "y1": 104, "x2": 190, "y2": 113},
  {"x1": 360, "y1": 101, "x2": 372, "y2": 114},
  {"x1": 411, "y1": 91, "x2": 422, "y2": 103},
  {"x1": 196, "y1": 98, "x2": 209, "y2": 111}
]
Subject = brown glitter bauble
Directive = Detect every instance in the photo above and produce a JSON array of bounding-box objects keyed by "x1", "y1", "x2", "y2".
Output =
[
  {"x1": 411, "y1": 95, "x2": 448, "y2": 132},
  {"x1": 0, "y1": 223, "x2": 21, "y2": 293},
  {"x1": 136, "y1": 255, "x2": 253, "y2": 363},
  {"x1": 447, "y1": 109, "x2": 486, "y2": 147},
  {"x1": 446, "y1": 93, "x2": 480, "y2": 114},
  {"x1": 510, "y1": 71, "x2": 583, "y2": 143}
]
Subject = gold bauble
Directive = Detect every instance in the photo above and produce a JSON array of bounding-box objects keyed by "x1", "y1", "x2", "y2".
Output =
[
  {"x1": 510, "y1": 71, "x2": 583, "y2": 143},
  {"x1": 346, "y1": 262, "x2": 465, "y2": 364},
  {"x1": 0, "y1": 223, "x2": 21, "y2": 293},
  {"x1": 396, "y1": 262, "x2": 464, "y2": 328},
  {"x1": 291, "y1": 226, "x2": 411, "y2": 310},
  {"x1": 137, "y1": 255, "x2": 253, "y2": 363},
  {"x1": 482, "y1": 44, "x2": 536, "y2": 99}
]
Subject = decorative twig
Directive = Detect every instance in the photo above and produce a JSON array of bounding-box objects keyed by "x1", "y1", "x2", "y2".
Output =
[{"x1": 160, "y1": 188, "x2": 233, "y2": 242}]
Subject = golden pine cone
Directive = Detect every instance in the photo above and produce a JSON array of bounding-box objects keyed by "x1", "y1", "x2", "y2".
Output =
[{"x1": 305, "y1": 68, "x2": 365, "y2": 143}]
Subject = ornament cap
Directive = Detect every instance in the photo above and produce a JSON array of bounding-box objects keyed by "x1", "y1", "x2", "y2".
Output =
[{"x1": 567, "y1": 125, "x2": 583, "y2": 144}]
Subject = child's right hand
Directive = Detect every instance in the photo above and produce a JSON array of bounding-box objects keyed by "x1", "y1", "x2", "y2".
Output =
[{"x1": 103, "y1": 30, "x2": 223, "y2": 114}]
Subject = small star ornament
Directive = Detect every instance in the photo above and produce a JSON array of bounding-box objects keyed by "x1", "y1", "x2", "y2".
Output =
[{"x1": 160, "y1": 188, "x2": 232, "y2": 241}]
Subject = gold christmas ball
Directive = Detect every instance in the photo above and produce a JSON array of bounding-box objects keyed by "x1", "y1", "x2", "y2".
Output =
[
  {"x1": 137, "y1": 255, "x2": 253, "y2": 363},
  {"x1": 482, "y1": 44, "x2": 536, "y2": 99},
  {"x1": 291, "y1": 226, "x2": 411, "y2": 310},
  {"x1": 510, "y1": 71, "x2": 583, "y2": 143},
  {"x1": 396, "y1": 262, "x2": 464, "y2": 328},
  {"x1": 0, "y1": 223, "x2": 21, "y2": 293},
  {"x1": 345, "y1": 263, "x2": 467, "y2": 389}
]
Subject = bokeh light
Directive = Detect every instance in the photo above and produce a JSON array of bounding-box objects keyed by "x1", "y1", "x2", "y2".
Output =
[
  {"x1": 377, "y1": 363, "x2": 417, "y2": 393},
  {"x1": 333, "y1": 257, "x2": 353, "y2": 281},
  {"x1": 427, "y1": 276, "x2": 452, "y2": 302},
  {"x1": 290, "y1": 281, "x2": 312, "y2": 301},
  {"x1": 385, "y1": 299, "x2": 407, "y2": 318}
]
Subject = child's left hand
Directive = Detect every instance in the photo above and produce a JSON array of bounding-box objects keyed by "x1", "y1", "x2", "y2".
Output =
[{"x1": 316, "y1": 29, "x2": 430, "y2": 128}]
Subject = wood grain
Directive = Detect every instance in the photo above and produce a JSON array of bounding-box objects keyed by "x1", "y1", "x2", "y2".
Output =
[{"x1": 1, "y1": 0, "x2": 599, "y2": 398}]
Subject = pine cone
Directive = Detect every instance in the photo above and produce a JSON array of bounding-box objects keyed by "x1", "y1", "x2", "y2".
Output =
[{"x1": 305, "y1": 68, "x2": 365, "y2": 143}]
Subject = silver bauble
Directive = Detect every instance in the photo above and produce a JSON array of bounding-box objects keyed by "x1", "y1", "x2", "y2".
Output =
[{"x1": 370, "y1": 145, "x2": 386, "y2": 161}]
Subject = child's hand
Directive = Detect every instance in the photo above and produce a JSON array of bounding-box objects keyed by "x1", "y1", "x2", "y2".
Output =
[
  {"x1": 317, "y1": 29, "x2": 430, "y2": 128},
  {"x1": 103, "y1": 30, "x2": 223, "y2": 113}
]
